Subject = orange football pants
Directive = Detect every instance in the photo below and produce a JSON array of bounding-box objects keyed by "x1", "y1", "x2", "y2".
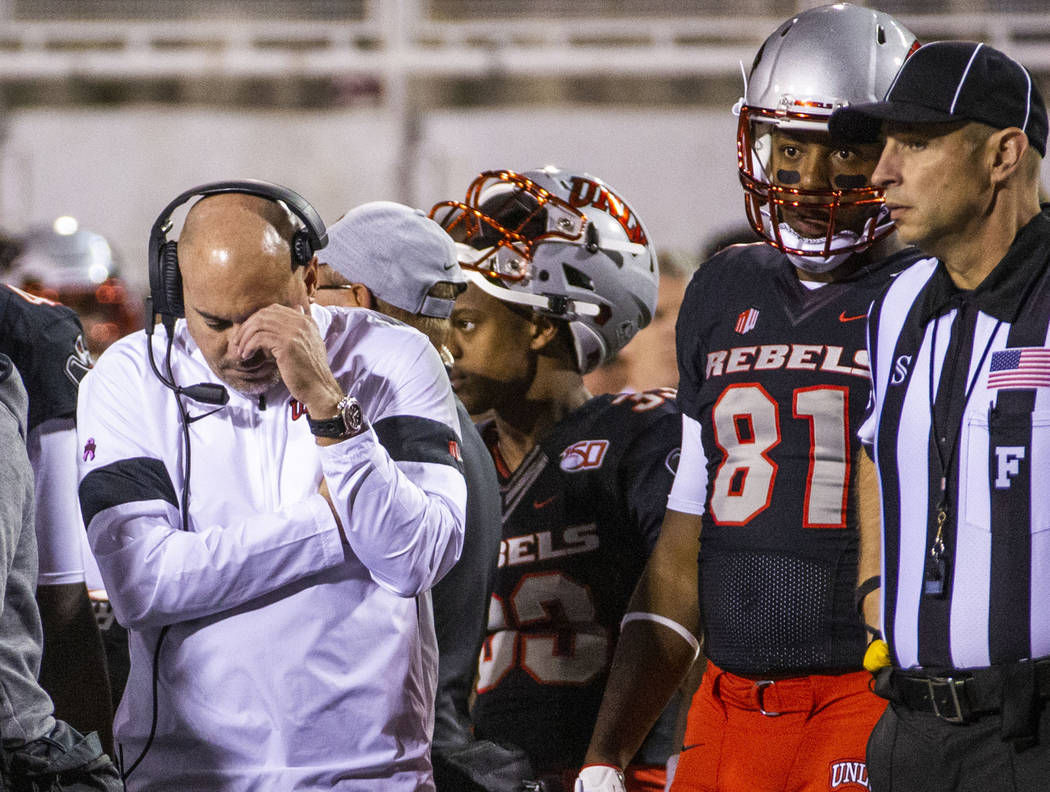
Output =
[{"x1": 670, "y1": 662, "x2": 885, "y2": 792}]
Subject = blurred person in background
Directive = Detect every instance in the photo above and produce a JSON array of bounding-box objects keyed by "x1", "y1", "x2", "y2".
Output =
[
  {"x1": 311, "y1": 201, "x2": 520, "y2": 792},
  {"x1": 432, "y1": 165, "x2": 685, "y2": 791},
  {"x1": 8, "y1": 217, "x2": 140, "y2": 358}
]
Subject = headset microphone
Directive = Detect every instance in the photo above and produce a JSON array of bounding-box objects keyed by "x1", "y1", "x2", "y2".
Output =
[
  {"x1": 143, "y1": 296, "x2": 230, "y2": 407},
  {"x1": 179, "y1": 383, "x2": 229, "y2": 406}
]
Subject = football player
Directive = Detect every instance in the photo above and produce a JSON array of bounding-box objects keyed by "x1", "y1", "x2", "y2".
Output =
[
  {"x1": 0, "y1": 278, "x2": 113, "y2": 751},
  {"x1": 432, "y1": 166, "x2": 684, "y2": 792},
  {"x1": 576, "y1": 5, "x2": 925, "y2": 792}
]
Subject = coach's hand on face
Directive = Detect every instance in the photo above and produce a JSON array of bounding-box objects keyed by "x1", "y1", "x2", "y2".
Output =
[{"x1": 231, "y1": 303, "x2": 344, "y2": 421}]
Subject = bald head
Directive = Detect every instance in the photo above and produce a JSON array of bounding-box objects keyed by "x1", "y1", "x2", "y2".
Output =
[
  {"x1": 176, "y1": 192, "x2": 317, "y2": 393},
  {"x1": 180, "y1": 193, "x2": 301, "y2": 277}
]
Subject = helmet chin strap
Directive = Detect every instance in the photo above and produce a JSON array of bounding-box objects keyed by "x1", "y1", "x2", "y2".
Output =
[
  {"x1": 762, "y1": 207, "x2": 889, "y2": 274},
  {"x1": 570, "y1": 321, "x2": 607, "y2": 375},
  {"x1": 463, "y1": 268, "x2": 601, "y2": 317},
  {"x1": 786, "y1": 248, "x2": 854, "y2": 274}
]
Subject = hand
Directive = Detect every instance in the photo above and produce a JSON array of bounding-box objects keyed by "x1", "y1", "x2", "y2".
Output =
[
  {"x1": 574, "y1": 765, "x2": 626, "y2": 792},
  {"x1": 231, "y1": 304, "x2": 343, "y2": 416},
  {"x1": 318, "y1": 477, "x2": 346, "y2": 542}
]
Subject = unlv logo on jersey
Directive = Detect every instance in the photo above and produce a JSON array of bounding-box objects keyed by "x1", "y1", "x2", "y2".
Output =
[
  {"x1": 829, "y1": 760, "x2": 869, "y2": 790},
  {"x1": 566, "y1": 177, "x2": 648, "y2": 245},
  {"x1": 64, "y1": 335, "x2": 93, "y2": 386},
  {"x1": 735, "y1": 308, "x2": 759, "y2": 335},
  {"x1": 559, "y1": 439, "x2": 609, "y2": 472}
]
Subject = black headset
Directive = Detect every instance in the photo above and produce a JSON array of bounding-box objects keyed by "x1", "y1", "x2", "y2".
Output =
[{"x1": 147, "y1": 179, "x2": 328, "y2": 323}]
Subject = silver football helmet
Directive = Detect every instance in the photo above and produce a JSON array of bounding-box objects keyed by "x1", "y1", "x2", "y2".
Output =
[
  {"x1": 431, "y1": 166, "x2": 658, "y2": 374},
  {"x1": 735, "y1": 3, "x2": 918, "y2": 271},
  {"x1": 9, "y1": 218, "x2": 138, "y2": 354}
]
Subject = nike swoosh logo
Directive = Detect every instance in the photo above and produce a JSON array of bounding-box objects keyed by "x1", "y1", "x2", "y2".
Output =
[
  {"x1": 443, "y1": 261, "x2": 456, "y2": 270},
  {"x1": 533, "y1": 496, "x2": 556, "y2": 509},
  {"x1": 839, "y1": 311, "x2": 866, "y2": 323}
]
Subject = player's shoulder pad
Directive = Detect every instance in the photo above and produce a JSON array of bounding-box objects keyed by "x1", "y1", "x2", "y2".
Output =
[
  {"x1": 0, "y1": 284, "x2": 93, "y2": 393},
  {"x1": 852, "y1": 245, "x2": 929, "y2": 285},
  {"x1": 679, "y1": 242, "x2": 779, "y2": 328},
  {"x1": 694, "y1": 241, "x2": 779, "y2": 287},
  {"x1": 547, "y1": 390, "x2": 679, "y2": 455},
  {"x1": 1, "y1": 282, "x2": 81, "y2": 322}
]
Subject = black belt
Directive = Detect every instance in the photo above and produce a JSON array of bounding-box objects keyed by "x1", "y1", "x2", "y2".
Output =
[{"x1": 887, "y1": 658, "x2": 1050, "y2": 724}]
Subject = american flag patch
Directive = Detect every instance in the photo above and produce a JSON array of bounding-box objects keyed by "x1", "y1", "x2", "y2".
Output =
[
  {"x1": 735, "y1": 308, "x2": 759, "y2": 334},
  {"x1": 987, "y1": 347, "x2": 1050, "y2": 389}
]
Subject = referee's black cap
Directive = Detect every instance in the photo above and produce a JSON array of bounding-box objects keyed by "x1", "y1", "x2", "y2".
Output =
[{"x1": 830, "y1": 41, "x2": 1048, "y2": 158}]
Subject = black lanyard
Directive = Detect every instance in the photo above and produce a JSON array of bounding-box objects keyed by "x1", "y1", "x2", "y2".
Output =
[{"x1": 924, "y1": 303, "x2": 1002, "y2": 596}]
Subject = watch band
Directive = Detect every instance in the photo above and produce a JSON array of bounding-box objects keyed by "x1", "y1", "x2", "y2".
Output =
[{"x1": 307, "y1": 395, "x2": 366, "y2": 439}]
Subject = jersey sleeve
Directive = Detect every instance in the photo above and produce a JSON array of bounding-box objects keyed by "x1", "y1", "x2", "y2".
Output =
[
  {"x1": 321, "y1": 334, "x2": 466, "y2": 597},
  {"x1": 27, "y1": 418, "x2": 86, "y2": 585},
  {"x1": 666, "y1": 414, "x2": 708, "y2": 515},
  {"x1": 674, "y1": 270, "x2": 709, "y2": 421},
  {"x1": 76, "y1": 344, "x2": 347, "y2": 630}
]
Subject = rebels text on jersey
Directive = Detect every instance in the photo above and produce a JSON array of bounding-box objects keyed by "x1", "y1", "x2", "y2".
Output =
[
  {"x1": 676, "y1": 243, "x2": 924, "y2": 675},
  {"x1": 472, "y1": 389, "x2": 681, "y2": 772}
]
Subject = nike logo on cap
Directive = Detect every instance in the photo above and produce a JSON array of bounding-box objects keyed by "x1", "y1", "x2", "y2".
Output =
[{"x1": 839, "y1": 311, "x2": 866, "y2": 323}]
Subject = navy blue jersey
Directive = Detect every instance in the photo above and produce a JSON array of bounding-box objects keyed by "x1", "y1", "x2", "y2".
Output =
[
  {"x1": 0, "y1": 283, "x2": 91, "y2": 432},
  {"x1": 676, "y1": 243, "x2": 924, "y2": 675},
  {"x1": 472, "y1": 389, "x2": 681, "y2": 773}
]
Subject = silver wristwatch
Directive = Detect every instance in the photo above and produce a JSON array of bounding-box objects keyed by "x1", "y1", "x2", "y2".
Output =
[{"x1": 307, "y1": 395, "x2": 366, "y2": 439}]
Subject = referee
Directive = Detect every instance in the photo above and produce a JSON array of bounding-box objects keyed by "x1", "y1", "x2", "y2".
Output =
[{"x1": 831, "y1": 42, "x2": 1050, "y2": 789}]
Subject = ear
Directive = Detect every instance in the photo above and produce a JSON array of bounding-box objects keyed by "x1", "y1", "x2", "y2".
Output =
[
  {"x1": 988, "y1": 127, "x2": 1029, "y2": 184},
  {"x1": 346, "y1": 283, "x2": 375, "y2": 309},
  {"x1": 301, "y1": 256, "x2": 319, "y2": 297},
  {"x1": 528, "y1": 314, "x2": 560, "y2": 352}
]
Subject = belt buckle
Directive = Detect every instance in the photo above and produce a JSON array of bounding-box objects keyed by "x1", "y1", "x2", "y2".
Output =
[
  {"x1": 926, "y1": 676, "x2": 966, "y2": 723},
  {"x1": 754, "y1": 679, "x2": 781, "y2": 717}
]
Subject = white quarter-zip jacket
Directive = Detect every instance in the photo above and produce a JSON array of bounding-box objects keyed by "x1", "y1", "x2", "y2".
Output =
[{"x1": 76, "y1": 303, "x2": 466, "y2": 791}]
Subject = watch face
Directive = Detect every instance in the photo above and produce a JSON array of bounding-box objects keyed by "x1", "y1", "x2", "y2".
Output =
[
  {"x1": 343, "y1": 400, "x2": 363, "y2": 433},
  {"x1": 309, "y1": 396, "x2": 364, "y2": 438}
]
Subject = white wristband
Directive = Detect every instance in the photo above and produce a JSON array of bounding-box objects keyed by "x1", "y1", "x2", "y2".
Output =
[{"x1": 620, "y1": 611, "x2": 700, "y2": 659}]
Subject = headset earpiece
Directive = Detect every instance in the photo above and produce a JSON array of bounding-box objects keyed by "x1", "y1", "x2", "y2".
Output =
[
  {"x1": 291, "y1": 228, "x2": 313, "y2": 269},
  {"x1": 147, "y1": 179, "x2": 328, "y2": 325},
  {"x1": 159, "y1": 241, "x2": 184, "y2": 318}
]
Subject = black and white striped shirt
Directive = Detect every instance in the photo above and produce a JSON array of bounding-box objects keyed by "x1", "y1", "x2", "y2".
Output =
[{"x1": 860, "y1": 209, "x2": 1050, "y2": 671}]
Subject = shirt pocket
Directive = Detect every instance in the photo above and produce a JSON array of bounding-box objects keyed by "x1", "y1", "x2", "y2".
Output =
[{"x1": 958, "y1": 407, "x2": 1050, "y2": 535}]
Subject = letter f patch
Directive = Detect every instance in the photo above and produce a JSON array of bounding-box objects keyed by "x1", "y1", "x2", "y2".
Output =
[{"x1": 994, "y1": 445, "x2": 1026, "y2": 489}]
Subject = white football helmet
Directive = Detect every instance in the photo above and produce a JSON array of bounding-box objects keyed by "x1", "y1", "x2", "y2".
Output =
[
  {"x1": 431, "y1": 166, "x2": 658, "y2": 374},
  {"x1": 735, "y1": 3, "x2": 918, "y2": 272}
]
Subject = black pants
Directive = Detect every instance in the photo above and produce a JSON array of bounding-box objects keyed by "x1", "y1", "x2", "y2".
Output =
[{"x1": 867, "y1": 701, "x2": 1050, "y2": 791}]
